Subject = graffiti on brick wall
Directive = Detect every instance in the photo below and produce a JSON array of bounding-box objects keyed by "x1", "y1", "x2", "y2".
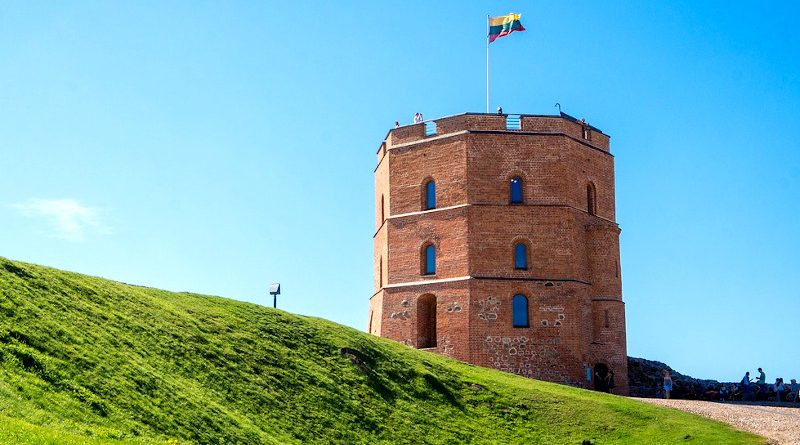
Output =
[
  {"x1": 478, "y1": 296, "x2": 500, "y2": 322},
  {"x1": 484, "y1": 336, "x2": 563, "y2": 380},
  {"x1": 440, "y1": 335, "x2": 454, "y2": 356},
  {"x1": 539, "y1": 306, "x2": 566, "y2": 327},
  {"x1": 446, "y1": 302, "x2": 462, "y2": 313}
]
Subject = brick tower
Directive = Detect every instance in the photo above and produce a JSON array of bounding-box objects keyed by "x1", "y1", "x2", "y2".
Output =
[{"x1": 369, "y1": 112, "x2": 628, "y2": 394}]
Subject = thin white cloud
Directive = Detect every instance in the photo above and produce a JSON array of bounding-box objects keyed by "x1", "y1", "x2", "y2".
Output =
[{"x1": 10, "y1": 198, "x2": 111, "y2": 241}]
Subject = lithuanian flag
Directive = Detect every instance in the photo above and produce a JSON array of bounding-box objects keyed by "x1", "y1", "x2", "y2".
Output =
[{"x1": 488, "y1": 13, "x2": 525, "y2": 43}]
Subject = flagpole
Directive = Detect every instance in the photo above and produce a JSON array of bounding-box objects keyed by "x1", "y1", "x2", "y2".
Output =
[{"x1": 486, "y1": 15, "x2": 490, "y2": 113}]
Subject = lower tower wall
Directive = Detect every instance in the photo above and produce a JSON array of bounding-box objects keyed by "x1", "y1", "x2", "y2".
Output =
[
  {"x1": 378, "y1": 281, "x2": 471, "y2": 363},
  {"x1": 467, "y1": 279, "x2": 591, "y2": 387}
]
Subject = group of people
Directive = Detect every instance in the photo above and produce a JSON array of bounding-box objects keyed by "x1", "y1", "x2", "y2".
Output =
[
  {"x1": 737, "y1": 368, "x2": 799, "y2": 402},
  {"x1": 662, "y1": 367, "x2": 800, "y2": 402}
]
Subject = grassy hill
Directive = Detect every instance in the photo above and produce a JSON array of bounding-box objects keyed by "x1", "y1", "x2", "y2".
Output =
[{"x1": 0, "y1": 257, "x2": 764, "y2": 445}]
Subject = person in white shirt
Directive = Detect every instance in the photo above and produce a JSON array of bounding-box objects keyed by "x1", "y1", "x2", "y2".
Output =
[{"x1": 774, "y1": 378, "x2": 785, "y2": 402}]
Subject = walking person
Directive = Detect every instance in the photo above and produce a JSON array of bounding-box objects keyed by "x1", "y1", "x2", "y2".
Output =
[{"x1": 663, "y1": 369, "x2": 673, "y2": 399}]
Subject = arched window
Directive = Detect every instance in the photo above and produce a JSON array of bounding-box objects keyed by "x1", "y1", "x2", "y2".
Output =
[
  {"x1": 587, "y1": 183, "x2": 596, "y2": 215},
  {"x1": 424, "y1": 180, "x2": 436, "y2": 210},
  {"x1": 512, "y1": 294, "x2": 529, "y2": 327},
  {"x1": 510, "y1": 176, "x2": 523, "y2": 204},
  {"x1": 422, "y1": 244, "x2": 436, "y2": 275},
  {"x1": 514, "y1": 243, "x2": 527, "y2": 270}
]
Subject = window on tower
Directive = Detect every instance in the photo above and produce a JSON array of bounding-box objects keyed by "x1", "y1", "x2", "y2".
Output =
[
  {"x1": 514, "y1": 243, "x2": 528, "y2": 270},
  {"x1": 422, "y1": 244, "x2": 436, "y2": 275},
  {"x1": 510, "y1": 176, "x2": 523, "y2": 204},
  {"x1": 424, "y1": 180, "x2": 436, "y2": 210},
  {"x1": 587, "y1": 182, "x2": 597, "y2": 215},
  {"x1": 512, "y1": 294, "x2": 529, "y2": 327}
]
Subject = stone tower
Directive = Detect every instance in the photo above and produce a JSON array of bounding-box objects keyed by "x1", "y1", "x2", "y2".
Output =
[{"x1": 369, "y1": 112, "x2": 628, "y2": 394}]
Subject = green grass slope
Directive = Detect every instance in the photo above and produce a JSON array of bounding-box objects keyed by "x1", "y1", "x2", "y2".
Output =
[{"x1": 0, "y1": 257, "x2": 763, "y2": 445}]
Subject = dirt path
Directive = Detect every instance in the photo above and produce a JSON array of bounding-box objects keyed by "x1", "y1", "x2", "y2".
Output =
[{"x1": 633, "y1": 398, "x2": 800, "y2": 445}]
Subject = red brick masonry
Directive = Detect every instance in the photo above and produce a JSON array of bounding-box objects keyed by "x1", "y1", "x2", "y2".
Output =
[{"x1": 370, "y1": 112, "x2": 628, "y2": 395}]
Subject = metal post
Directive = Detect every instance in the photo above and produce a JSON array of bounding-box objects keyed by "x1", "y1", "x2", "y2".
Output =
[{"x1": 486, "y1": 15, "x2": 490, "y2": 113}]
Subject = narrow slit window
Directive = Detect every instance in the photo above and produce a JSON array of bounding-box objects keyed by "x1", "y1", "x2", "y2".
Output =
[
  {"x1": 424, "y1": 180, "x2": 436, "y2": 210},
  {"x1": 423, "y1": 244, "x2": 436, "y2": 275},
  {"x1": 587, "y1": 183, "x2": 596, "y2": 215},
  {"x1": 512, "y1": 294, "x2": 529, "y2": 327},
  {"x1": 510, "y1": 177, "x2": 523, "y2": 204},
  {"x1": 514, "y1": 243, "x2": 527, "y2": 270}
]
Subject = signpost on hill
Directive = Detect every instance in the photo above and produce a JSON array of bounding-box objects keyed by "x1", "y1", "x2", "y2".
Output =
[{"x1": 269, "y1": 283, "x2": 281, "y2": 308}]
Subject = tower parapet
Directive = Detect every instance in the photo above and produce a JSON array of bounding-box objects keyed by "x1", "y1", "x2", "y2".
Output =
[{"x1": 382, "y1": 112, "x2": 610, "y2": 152}]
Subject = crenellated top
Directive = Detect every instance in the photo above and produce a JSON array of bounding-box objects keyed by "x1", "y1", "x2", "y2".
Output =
[{"x1": 378, "y1": 112, "x2": 610, "y2": 163}]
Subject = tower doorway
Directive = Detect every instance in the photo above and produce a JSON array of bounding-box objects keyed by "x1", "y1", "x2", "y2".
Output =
[
  {"x1": 417, "y1": 294, "x2": 437, "y2": 348},
  {"x1": 593, "y1": 363, "x2": 609, "y2": 392}
]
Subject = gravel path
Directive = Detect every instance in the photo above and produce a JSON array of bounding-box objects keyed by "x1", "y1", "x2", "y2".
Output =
[{"x1": 633, "y1": 398, "x2": 800, "y2": 445}]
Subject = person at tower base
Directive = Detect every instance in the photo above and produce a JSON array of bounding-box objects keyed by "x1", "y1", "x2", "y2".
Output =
[{"x1": 606, "y1": 370, "x2": 616, "y2": 393}]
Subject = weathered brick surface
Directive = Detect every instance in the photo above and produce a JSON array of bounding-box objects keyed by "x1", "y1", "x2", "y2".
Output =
[{"x1": 369, "y1": 113, "x2": 628, "y2": 394}]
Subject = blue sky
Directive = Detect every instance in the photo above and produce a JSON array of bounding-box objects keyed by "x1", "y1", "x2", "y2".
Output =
[{"x1": 1, "y1": 1, "x2": 797, "y2": 383}]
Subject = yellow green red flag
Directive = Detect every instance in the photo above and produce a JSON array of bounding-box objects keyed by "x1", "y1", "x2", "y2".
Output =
[{"x1": 488, "y1": 13, "x2": 525, "y2": 43}]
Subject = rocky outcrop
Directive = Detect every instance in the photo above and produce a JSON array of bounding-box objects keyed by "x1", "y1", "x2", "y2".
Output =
[{"x1": 628, "y1": 356, "x2": 721, "y2": 399}]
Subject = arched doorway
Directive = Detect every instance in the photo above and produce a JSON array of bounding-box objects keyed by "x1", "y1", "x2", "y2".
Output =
[
  {"x1": 417, "y1": 294, "x2": 437, "y2": 348},
  {"x1": 593, "y1": 363, "x2": 609, "y2": 392}
]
